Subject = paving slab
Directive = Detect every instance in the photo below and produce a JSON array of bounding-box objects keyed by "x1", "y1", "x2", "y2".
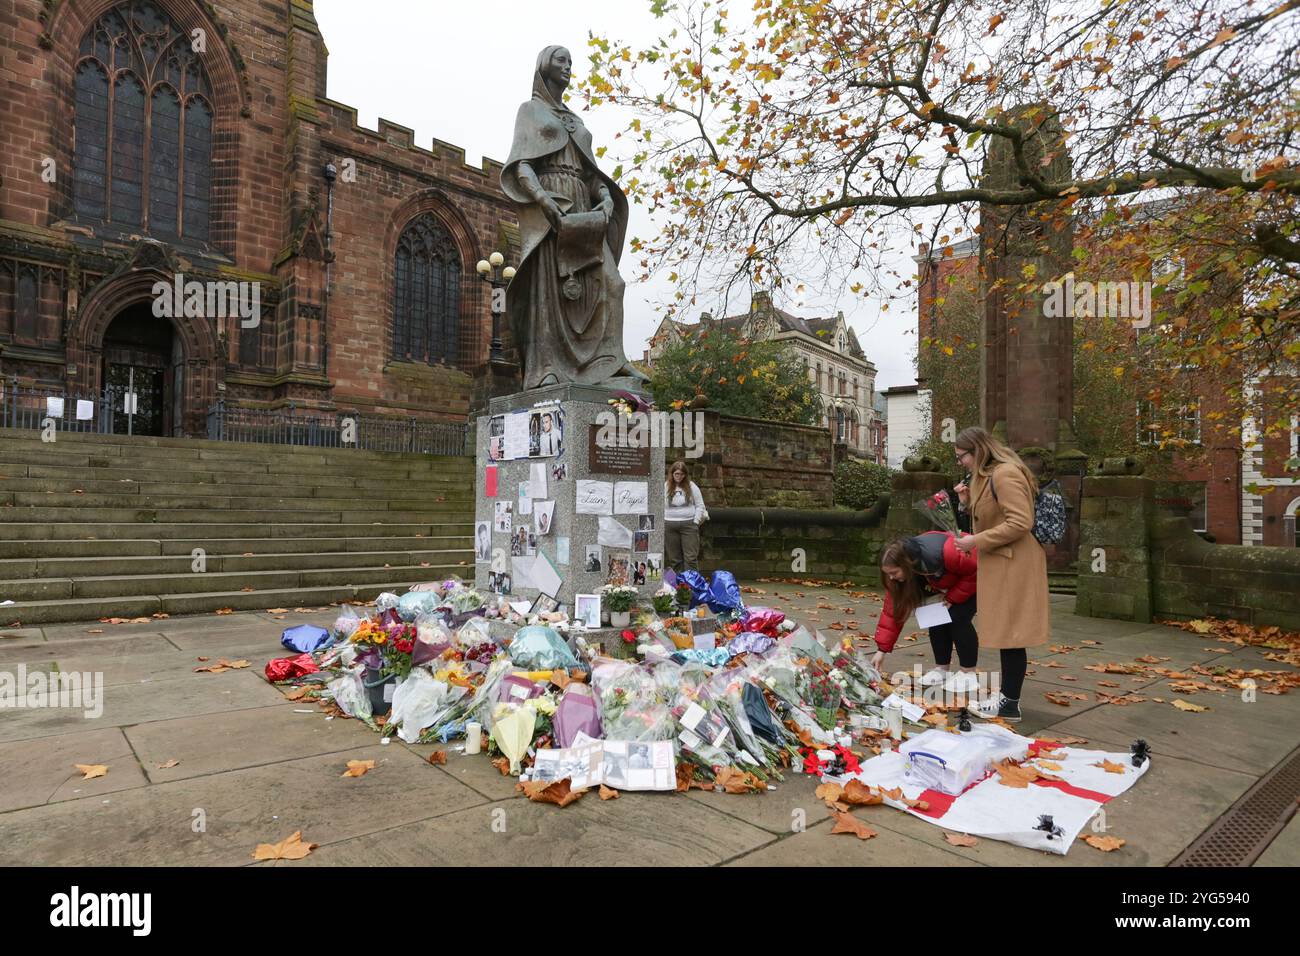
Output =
[
  {"x1": 125, "y1": 703, "x2": 379, "y2": 782},
  {"x1": 0, "y1": 727, "x2": 150, "y2": 813},
  {"x1": 726, "y1": 812, "x2": 983, "y2": 866},
  {"x1": 0, "y1": 633, "x2": 173, "y2": 665},
  {"x1": 0, "y1": 744, "x2": 485, "y2": 866},
  {"x1": 400, "y1": 741, "x2": 525, "y2": 803},
  {"x1": 1043, "y1": 690, "x2": 1299, "y2": 777},
  {"x1": 0, "y1": 669, "x2": 285, "y2": 744},
  {"x1": 685, "y1": 773, "x2": 820, "y2": 835},
  {"x1": 288, "y1": 790, "x2": 776, "y2": 867},
  {"x1": 1254, "y1": 812, "x2": 1300, "y2": 867}
]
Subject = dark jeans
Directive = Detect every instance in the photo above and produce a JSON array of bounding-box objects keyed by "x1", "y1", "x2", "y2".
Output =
[
  {"x1": 929, "y1": 597, "x2": 978, "y2": 668},
  {"x1": 665, "y1": 520, "x2": 700, "y2": 572},
  {"x1": 999, "y1": 648, "x2": 1028, "y2": 700}
]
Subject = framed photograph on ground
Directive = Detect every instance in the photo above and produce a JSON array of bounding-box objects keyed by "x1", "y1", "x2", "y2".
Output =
[
  {"x1": 574, "y1": 593, "x2": 601, "y2": 629},
  {"x1": 530, "y1": 592, "x2": 560, "y2": 616}
]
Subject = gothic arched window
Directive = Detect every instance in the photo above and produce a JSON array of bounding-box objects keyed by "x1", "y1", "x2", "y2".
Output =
[
  {"x1": 393, "y1": 214, "x2": 462, "y2": 366},
  {"x1": 73, "y1": 1, "x2": 213, "y2": 242}
]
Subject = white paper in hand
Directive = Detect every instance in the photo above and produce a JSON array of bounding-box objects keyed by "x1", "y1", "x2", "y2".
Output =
[{"x1": 915, "y1": 601, "x2": 953, "y2": 628}]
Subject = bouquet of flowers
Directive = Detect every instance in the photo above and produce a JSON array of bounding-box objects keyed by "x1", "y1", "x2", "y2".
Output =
[
  {"x1": 601, "y1": 584, "x2": 639, "y2": 613},
  {"x1": 799, "y1": 661, "x2": 843, "y2": 730},
  {"x1": 913, "y1": 488, "x2": 960, "y2": 533},
  {"x1": 447, "y1": 585, "x2": 486, "y2": 616}
]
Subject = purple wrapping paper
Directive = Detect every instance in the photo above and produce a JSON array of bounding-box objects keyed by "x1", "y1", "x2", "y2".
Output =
[
  {"x1": 728, "y1": 632, "x2": 776, "y2": 655},
  {"x1": 553, "y1": 685, "x2": 602, "y2": 747},
  {"x1": 497, "y1": 674, "x2": 545, "y2": 705}
]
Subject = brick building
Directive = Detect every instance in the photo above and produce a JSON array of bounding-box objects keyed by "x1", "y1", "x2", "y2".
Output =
[
  {"x1": 0, "y1": 0, "x2": 517, "y2": 436},
  {"x1": 913, "y1": 229, "x2": 1250, "y2": 545},
  {"x1": 643, "y1": 291, "x2": 881, "y2": 458}
]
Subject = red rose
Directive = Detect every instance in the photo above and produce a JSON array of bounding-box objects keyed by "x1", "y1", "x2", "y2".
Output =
[{"x1": 621, "y1": 629, "x2": 637, "y2": 644}]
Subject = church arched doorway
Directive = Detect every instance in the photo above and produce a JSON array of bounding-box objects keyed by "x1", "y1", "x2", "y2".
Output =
[{"x1": 101, "y1": 304, "x2": 184, "y2": 436}]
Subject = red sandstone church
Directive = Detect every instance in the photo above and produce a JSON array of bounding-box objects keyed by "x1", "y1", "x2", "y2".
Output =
[{"x1": 0, "y1": 0, "x2": 517, "y2": 437}]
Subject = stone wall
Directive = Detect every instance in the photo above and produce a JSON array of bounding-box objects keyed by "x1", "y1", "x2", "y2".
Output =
[
  {"x1": 696, "y1": 469, "x2": 946, "y2": 580},
  {"x1": 668, "y1": 411, "x2": 835, "y2": 509},
  {"x1": 1076, "y1": 474, "x2": 1300, "y2": 629}
]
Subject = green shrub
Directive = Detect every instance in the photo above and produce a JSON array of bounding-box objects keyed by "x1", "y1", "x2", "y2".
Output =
[{"x1": 834, "y1": 459, "x2": 895, "y2": 510}]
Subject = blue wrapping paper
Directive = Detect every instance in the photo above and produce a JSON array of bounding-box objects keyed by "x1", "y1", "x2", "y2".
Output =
[
  {"x1": 281, "y1": 624, "x2": 331, "y2": 653},
  {"x1": 706, "y1": 570, "x2": 743, "y2": 614},
  {"x1": 507, "y1": 625, "x2": 579, "y2": 670}
]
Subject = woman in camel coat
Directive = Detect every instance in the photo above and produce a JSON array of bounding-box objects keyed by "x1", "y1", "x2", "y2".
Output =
[{"x1": 953, "y1": 426, "x2": 1049, "y2": 722}]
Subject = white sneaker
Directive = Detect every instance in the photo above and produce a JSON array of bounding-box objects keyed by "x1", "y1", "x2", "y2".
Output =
[
  {"x1": 918, "y1": 667, "x2": 950, "y2": 687},
  {"x1": 944, "y1": 670, "x2": 980, "y2": 695}
]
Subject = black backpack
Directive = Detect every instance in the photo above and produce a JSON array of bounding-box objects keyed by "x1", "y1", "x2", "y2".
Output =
[{"x1": 991, "y1": 477, "x2": 1067, "y2": 546}]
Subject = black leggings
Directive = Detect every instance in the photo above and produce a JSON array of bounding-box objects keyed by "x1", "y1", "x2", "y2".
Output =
[
  {"x1": 928, "y1": 597, "x2": 978, "y2": 669},
  {"x1": 999, "y1": 648, "x2": 1028, "y2": 700}
]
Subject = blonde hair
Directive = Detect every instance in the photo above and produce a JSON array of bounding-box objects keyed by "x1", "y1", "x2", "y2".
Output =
[{"x1": 955, "y1": 426, "x2": 1039, "y2": 496}]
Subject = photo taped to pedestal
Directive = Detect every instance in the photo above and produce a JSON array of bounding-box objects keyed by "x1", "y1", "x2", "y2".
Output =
[
  {"x1": 475, "y1": 521, "x2": 491, "y2": 562},
  {"x1": 584, "y1": 545, "x2": 602, "y2": 573}
]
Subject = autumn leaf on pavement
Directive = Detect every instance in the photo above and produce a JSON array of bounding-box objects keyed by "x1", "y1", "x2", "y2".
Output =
[
  {"x1": 815, "y1": 782, "x2": 844, "y2": 803},
  {"x1": 830, "y1": 812, "x2": 877, "y2": 840},
  {"x1": 156, "y1": 759, "x2": 180, "y2": 769},
  {"x1": 599, "y1": 785, "x2": 620, "y2": 800},
  {"x1": 842, "y1": 780, "x2": 884, "y2": 806},
  {"x1": 491, "y1": 756, "x2": 512, "y2": 776},
  {"x1": 252, "y1": 831, "x2": 317, "y2": 861},
  {"x1": 1083, "y1": 834, "x2": 1126, "y2": 852},
  {"x1": 518, "y1": 778, "x2": 587, "y2": 807},
  {"x1": 341, "y1": 759, "x2": 375, "y2": 778},
  {"x1": 1044, "y1": 692, "x2": 1075, "y2": 706},
  {"x1": 428, "y1": 751, "x2": 447, "y2": 765},
  {"x1": 1172, "y1": 699, "x2": 1207, "y2": 712},
  {"x1": 944, "y1": 833, "x2": 978, "y2": 847},
  {"x1": 714, "y1": 767, "x2": 764, "y2": 793},
  {"x1": 214, "y1": 608, "x2": 234, "y2": 615},
  {"x1": 74, "y1": 764, "x2": 108, "y2": 779}
]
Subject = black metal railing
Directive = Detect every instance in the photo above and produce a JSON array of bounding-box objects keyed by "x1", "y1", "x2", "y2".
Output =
[
  {"x1": 1, "y1": 379, "x2": 135, "y2": 435},
  {"x1": 206, "y1": 399, "x2": 470, "y2": 456}
]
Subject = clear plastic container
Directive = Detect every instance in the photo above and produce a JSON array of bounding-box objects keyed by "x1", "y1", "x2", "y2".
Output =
[{"x1": 900, "y1": 726, "x2": 1032, "y2": 795}]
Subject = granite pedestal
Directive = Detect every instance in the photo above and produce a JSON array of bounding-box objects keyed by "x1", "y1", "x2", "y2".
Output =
[{"x1": 474, "y1": 385, "x2": 665, "y2": 617}]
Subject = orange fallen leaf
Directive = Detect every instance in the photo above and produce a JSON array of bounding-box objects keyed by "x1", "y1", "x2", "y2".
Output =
[
  {"x1": 842, "y1": 780, "x2": 884, "y2": 806},
  {"x1": 944, "y1": 832, "x2": 978, "y2": 847},
  {"x1": 599, "y1": 785, "x2": 620, "y2": 800},
  {"x1": 1083, "y1": 834, "x2": 1126, "y2": 852},
  {"x1": 156, "y1": 759, "x2": 180, "y2": 769},
  {"x1": 518, "y1": 778, "x2": 587, "y2": 807},
  {"x1": 1093, "y1": 759, "x2": 1127, "y2": 774},
  {"x1": 1036, "y1": 760, "x2": 1064, "y2": 771},
  {"x1": 252, "y1": 831, "x2": 317, "y2": 861},
  {"x1": 1037, "y1": 733, "x2": 1088, "y2": 745},
  {"x1": 428, "y1": 751, "x2": 447, "y2": 766},
  {"x1": 341, "y1": 759, "x2": 375, "y2": 778},
  {"x1": 994, "y1": 760, "x2": 1040, "y2": 788},
  {"x1": 1044, "y1": 692, "x2": 1075, "y2": 706},
  {"x1": 1172, "y1": 699, "x2": 1207, "y2": 712},
  {"x1": 830, "y1": 812, "x2": 877, "y2": 840},
  {"x1": 815, "y1": 782, "x2": 844, "y2": 803},
  {"x1": 74, "y1": 764, "x2": 108, "y2": 779},
  {"x1": 491, "y1": 756, "x2": 512, "y2": 776},
  {"x1": 267, "y1": 608, "x2": 290, "y2": 614},
  {"x1": 214, "y1": 608, "x2": 234, "y2": 615},
  {"x1": 714, "y1": 767, "x2": 765, "y2": 793}
]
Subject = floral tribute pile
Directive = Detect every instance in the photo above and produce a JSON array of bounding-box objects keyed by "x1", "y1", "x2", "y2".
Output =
[{"x1": 263, "y1": 571, "x2": 927, "y2": 802}]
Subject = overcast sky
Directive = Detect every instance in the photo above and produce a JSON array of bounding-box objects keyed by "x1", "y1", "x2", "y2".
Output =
[{"x1": 314, "y1": 0, "x2": 919, "y2": 390}]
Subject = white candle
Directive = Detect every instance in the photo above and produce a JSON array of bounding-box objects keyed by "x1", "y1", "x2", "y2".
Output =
[{"x1": 465, "y1": 722, "x2": 482, "y2": 755}]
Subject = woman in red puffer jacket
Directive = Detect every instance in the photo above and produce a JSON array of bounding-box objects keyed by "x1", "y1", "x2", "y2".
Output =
[{"x1": 870, "y1": 531, "x2": 979, "y2": 695}]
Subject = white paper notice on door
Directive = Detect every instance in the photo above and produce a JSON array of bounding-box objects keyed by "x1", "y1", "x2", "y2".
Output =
[
  {"x1": 45, "y1": 397, "x2": 65, "y2": 418},
  {"x1": 613, "y1": 481, "x2": 649, "y2": 515},
  {"x1": 575, "y1": 480, "x2": 613, "y2": 515},
  {"x1": 915, "y1": 602, "x2": 953, "y2": 629},
  {"x1": 75, "y1": 399, "x2": 95, "y2": 420}
]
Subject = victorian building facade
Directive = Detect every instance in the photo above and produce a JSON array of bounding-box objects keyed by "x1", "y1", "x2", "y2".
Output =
[
  {"x1": 644, "y1": 292, "x2": 880, "y2": 457},
  {"x1": 0, "y1": 0, "x2": 517, "y2": 437}
]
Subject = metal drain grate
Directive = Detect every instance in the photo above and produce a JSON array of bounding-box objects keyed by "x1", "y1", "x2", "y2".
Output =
[{"x1": 1171, "y1": 744, "x2": 1300, "y2": 867}]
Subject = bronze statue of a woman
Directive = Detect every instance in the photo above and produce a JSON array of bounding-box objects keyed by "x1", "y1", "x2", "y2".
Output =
[{"x1": 500, "y1": 45, "x2": 648, "y2": 390}]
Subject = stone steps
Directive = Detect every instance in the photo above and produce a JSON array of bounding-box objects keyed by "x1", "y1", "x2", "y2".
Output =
[{"x1": 0, "y1": 429, "x2": 475, "y2": 624}]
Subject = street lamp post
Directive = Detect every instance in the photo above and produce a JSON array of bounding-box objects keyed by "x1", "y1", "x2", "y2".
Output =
[{"x1": 476, "y1": 251, "x2": 516, "y2": 363}]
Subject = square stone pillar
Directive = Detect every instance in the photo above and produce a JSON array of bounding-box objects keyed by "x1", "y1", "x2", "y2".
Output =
[{"x1": 1075, "y1": 475, "x2": 1155, "y2": 622}]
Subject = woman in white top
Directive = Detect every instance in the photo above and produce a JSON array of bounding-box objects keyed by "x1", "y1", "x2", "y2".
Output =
[{"x1": 664, "y1": 459, "x2": 707, "y2": 572}]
